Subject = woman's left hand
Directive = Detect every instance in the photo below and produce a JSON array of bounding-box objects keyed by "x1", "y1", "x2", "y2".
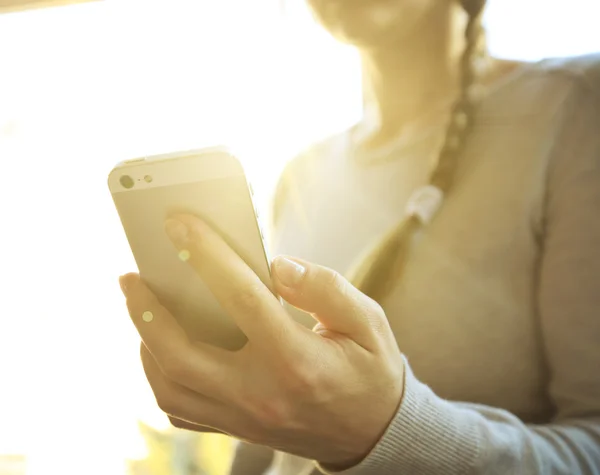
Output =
[{"x1": 119, "y1": 214, "x2": 405, "y2": 469}]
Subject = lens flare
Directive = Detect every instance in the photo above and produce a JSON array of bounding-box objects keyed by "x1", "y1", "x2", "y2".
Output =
[{"x1": 142, "y1": 311, "x2": 154, "y2": 323}]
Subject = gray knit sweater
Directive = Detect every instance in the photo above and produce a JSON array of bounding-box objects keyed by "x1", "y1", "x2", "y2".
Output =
[{"x1": 230, "y1": 54, "x2": 600, "y2": 475}]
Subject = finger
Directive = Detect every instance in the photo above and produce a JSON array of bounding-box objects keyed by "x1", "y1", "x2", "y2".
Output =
[
  {"x1": 140, "y1": 344, "x2": 245, "y2": 435},
  {"x1": 121, "y1": 273, "x2": 235, "y2": 401},
  {"x1": 137, "y1": 342, "x2": 227, "y2": 434},
  {"x1": 168, "y1": 416, "x2": 226, "y2": 434},
  {"x1": 271, "y1": 256, "x2": 388, "y2": 351},
  {"x1": 163, "y1": 214, "x2": 307, "y2": 355}
]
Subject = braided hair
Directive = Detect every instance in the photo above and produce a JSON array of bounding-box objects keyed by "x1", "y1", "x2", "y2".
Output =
[{"x1": 347, "y1": 0, "x2": 488, "y2": 302}]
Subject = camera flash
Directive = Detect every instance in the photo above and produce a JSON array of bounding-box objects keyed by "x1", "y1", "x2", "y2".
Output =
[{"x1": 144, "y1": 175, "x2": 153, "y2": 183}]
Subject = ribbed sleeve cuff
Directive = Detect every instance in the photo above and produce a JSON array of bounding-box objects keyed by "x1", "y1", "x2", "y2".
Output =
[{"x1": 317, "y1": 358, "x2": 481, "y2": 475}]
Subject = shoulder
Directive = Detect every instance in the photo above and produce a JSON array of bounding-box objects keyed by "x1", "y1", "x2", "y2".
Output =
[
  {"x1": 279, "y1": 132, "x2": 348, "y2": 183},
  {"x1": 533, "y1": 54, "x2": 600, "y2": 156},
  {"x1": 538, "y1": 55, "x2": 600, "y2": 221},
  {"x1": 512, "y1": 54, "x2": 600, "y2": 169},
  {"x1": 536, "y1": 52, "x2": 600, "y2": 95},
  {"x1": 479, "y1": 53, "x2": 600, "y2": 122},
  {"x1": 529, "y1": 53, "x2": 600, "y2": 133},
  {"x1": 271, "y1": 131, "x2": 349, "y2": 226},
  {"x1": 534, "y1": 53, "x2": 600, "y2": 112}
]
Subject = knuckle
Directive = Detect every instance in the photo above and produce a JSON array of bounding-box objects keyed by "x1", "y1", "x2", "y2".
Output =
[
  {"x1": 230, "y1": 283, "x2": 264, "y2": 312},
  {"x1": 283, "y1": 356, "x2": 323, "y2": 396},
  {"x1": 159, "y1": 353, "x2": 189, "y2": 382},
  {"x1": 169, "y1": 417, "x2": 186, "y2": 429},
  {"x1": 322, "y1": 268, "x2": 347, "y2": 295},
  {"x1": 369, "y1": 300, "x2": 386, "y2": 322},
  {"x1": 365, "y1": 300, "x2": 390, "y2": 339},
  {"x1": 288, "y1": 367, "x2": 320, "y2": 395},
  {"x1": 239, "y1": 423, "x2": 265, "y2": 444},
  {"x1": 325, "y1": 269, "x2": 358, "y2": 312},
  {"x1": 155, "y1": 389, "x2": 180, "y2": 416},
  {"x1": 248, "y1": 396, "x2": 294, "y2": 429},
  {"x1": 230, "y1": 412, "x2": 269, "y2": 443},
  {"x1": 157, "y1": 398, "x2": 178, "y2": 416}
]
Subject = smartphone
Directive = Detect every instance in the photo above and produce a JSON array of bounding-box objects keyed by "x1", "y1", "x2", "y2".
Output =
[{"x1": 108, "y1": 146, "x2": 270, "y2": 351}]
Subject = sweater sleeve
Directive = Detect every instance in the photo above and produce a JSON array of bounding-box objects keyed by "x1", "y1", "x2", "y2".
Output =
[{"x1": 316, "y1": 70, "x2": 600, "y2": 475}]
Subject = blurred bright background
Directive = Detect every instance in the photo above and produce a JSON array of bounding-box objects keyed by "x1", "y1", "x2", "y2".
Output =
[{"x1": 0, "y1": 0, "x2": 598, "y2": 474}]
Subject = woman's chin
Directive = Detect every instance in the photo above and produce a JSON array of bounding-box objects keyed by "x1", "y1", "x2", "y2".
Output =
[
  {"x1": 333, "y1": 21, "x2": 409, "y2": 51},
  {"x1": 316, "y1": 2, "x2": 421, "y2": 50}
]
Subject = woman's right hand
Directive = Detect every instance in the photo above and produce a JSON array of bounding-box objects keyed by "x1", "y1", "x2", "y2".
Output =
[{"x1": 120, "y1": 214, "x2": 406, "y2": 468}]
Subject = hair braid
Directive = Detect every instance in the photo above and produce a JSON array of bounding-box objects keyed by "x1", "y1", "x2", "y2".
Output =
[{"x1": 347, "y1": 0, "x2": 487, "y2": 302}]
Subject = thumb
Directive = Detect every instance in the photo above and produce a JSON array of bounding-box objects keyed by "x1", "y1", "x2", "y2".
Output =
[{"x1": 271, "y1": 256, "x2": 387, "y2": 350}]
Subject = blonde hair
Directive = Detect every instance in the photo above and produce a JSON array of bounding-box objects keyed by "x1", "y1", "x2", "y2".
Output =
[
  {"x1": 273, "y1": 0, "x2": 488, "y2": 303},
  {"x1": 347, "y1": 0, "x2": 488, "y2": 302}
]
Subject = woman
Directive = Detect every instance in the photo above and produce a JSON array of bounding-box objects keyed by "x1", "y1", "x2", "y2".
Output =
[{"x1": 119, "y1": 0, "x2": 600, "y2": 473}]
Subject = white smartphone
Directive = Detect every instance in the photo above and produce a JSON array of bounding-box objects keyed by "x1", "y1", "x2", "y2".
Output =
[{"x1": 108, "y1": 146, "x2": 271, "y2": 351}]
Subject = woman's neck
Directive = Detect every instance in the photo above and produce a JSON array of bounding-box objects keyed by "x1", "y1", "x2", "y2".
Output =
[{"x1": 358, "y1": 2, "x2": 467, "y2": 149}]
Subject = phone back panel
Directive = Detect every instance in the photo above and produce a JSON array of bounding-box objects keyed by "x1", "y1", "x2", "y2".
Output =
[{"x1": 108, "y1": 148, "x2": 269, "y2": 350}]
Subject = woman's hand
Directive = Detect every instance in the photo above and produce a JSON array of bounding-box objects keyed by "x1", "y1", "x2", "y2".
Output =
[{"x1": 119, "y1": 214, "x2": 405, "y2": 468}]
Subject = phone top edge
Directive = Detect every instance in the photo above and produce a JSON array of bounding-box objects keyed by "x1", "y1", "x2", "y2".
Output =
[
  {"x1": 107, "y1": 145, "x2": 238, "y2": 176},
  {"x1": 107, "y1": 146, "x2": 247, "y2": 194}
]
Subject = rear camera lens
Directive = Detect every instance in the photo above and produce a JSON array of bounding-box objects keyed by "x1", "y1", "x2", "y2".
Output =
[{"x1": 120, "y1": 175, "x2": 135, "y2": 189}]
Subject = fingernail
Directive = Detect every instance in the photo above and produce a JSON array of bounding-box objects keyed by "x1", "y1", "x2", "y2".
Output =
[
  {"x1": 274, "y1": 257, "x2": 306, "y2": 288},
  {"x1": 165, "y1": 218, "x2": 189, "y2": 244},
  {"x1": 119, "y1": 273, "x2": 139, "y2": 295}
]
